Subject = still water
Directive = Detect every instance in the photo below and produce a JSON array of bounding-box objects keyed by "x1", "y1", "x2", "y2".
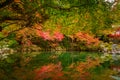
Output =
[
  {"x1": 29, "y1": 51, "x2": 101, "y2": 67},
  {"x1": 0, "y1": 51, "x2": 119, "y2": 80},
  {"x1": 27, "y1": 51, "x2": 118, "y2": 80}
]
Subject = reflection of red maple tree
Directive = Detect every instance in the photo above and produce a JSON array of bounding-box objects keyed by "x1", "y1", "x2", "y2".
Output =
[{"x1": 34, "y1": 62, "x2": 65, "y2": 80}]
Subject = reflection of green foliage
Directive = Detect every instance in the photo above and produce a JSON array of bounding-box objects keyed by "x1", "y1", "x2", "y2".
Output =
[
  {"x1": 101, "y1": 54, "x2": 112, "y2": 62},
  {"x1": 0, "y1": 51, "x2": 117, "y2": 80},
  {"x1": 0, "y1": 54, "x2": 20, "y2": 73},
  {"x1": 58, "y1": 53, "x2": 72, "y2": 67},
  {"x1": 91, "y1": 67, "x2": 116, "y2": 80},
  {"x1": 58, "y1": 52, "x2": 100, "y2": 68},
  {"x1": 28, "y1": 52, "x2": 53, "y2": 69}
]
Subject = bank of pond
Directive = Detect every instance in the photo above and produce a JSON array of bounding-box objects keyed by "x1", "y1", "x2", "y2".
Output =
[{"x1": 0, "y1": 51, "x2": 120, "y2": 80}]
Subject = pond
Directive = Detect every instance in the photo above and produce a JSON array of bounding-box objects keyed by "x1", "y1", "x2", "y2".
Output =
[{"x1": 0, "y1": 51, "x2": 120, "y2": 80}]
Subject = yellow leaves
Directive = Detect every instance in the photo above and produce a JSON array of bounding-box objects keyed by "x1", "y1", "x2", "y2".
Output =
[
  {"x1": 102, "y1": 27, "x2": 116, "y2": 35},
  {"x1": 4, "y1": 24, "x2": 20, "y2": 32},
  {"x1": 2, "y1": 30, "x2": 9, "y2": 36},
  {"x1": 85, "y1": 12, "x2": 90, "y2": 19},
  {"x1": 86, "y1": 58, "x2": 100, "y2": 68},
  {"x1": 67, "y1": 57, "x2": 101, "y2": 73},
  {"x1": 68, "y1": 63, "x2": 75, "y2": 69},
  {"x1": 49, "y1": 55, "x2": 58, "y2": 59},
  {"x1": 33, "y1": 23, "x2": 42, "y2": 30},
  {"x1": 1, "y1": 24, "x2": 20, "y2": 37},
  {"x1": 72, "y1": 19, "x2": 79, "y2": 23},
  {"x1": 14, "y1": 0, "x2": 21, "y2": 3},
  {"x1": 16, "y1": 27, "x2": 35, "y2": 37}
]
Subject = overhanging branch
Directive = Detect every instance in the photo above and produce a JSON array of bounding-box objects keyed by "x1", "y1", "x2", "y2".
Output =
[
  {"x1": 0, "y1": 0, "x2": 14, "y2": 9},
  {"x1": 43, "y1": 2, "x2": 98, "y2": 11}
]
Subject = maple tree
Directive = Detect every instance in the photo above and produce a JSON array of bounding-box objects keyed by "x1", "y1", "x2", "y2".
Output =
[
  {"x1": 74, "y1": 32, "x2": 100, "y2": 45},
  {"x1": 0, "y1": 0, "x2": 119, "y2": 51},
  {"x1": 108, "y1": 27, "x2": 120, "y2": 38},
  {"x1": 0, "y1": 0, "x2": 114, "y2": 35}
]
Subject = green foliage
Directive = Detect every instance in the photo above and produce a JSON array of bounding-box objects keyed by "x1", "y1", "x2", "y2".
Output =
[
  {"x1": 0, "y1": 54, "x2": 20, "y2": 74},
  {"x1": 0, "y1": 9, "x2": 13, "y2": 18},
  {"x1": 7, "y1": 33, "x2": 16, "y2": 39},
  {"x1": 0, "y1": 53, "x2": 35, "y2": 80},
  {"x1": 91, "y1": 68, "x2": 116, "y2": 80},
  {"x1": 0, "y1": 0, "x2": 113, "y2": 35},
  {"x1": 0, "y1": 32, "x2": 4, "y2": 39},
  {"x1": 28, "y1": 52, "x2": 54, "y2": 69},
  {"x1": 43, "y1": 0, "x2": 112, "y2": 35},
  {"x1": 8, "y1": 39, "x2": 18, "y2": 48},
  {"x1": 111, "y1": 3, "x2": 120, "y2": 24},
  {"x1": 0, "y1": 0, "x2": 119, "y2": 51}
]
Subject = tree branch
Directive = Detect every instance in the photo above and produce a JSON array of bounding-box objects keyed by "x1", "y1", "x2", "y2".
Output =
[
  {"x1": 43, "y1": 2, "x2": 98, "y2": 11},
  {"x1": 0, "y1": 16, "x2": 26, "y2": 24},
  {"x1": 0, "y1": 26, "x2": 26, "y2": 41},
  {"x1": 0, "y1": 0, "x2": 14, "y2": 9}
]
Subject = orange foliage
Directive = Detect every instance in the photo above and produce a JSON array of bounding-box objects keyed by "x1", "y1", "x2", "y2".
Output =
[
  {"x1": 2, "y1": 30, "x2": 9, "y2": 36},
  {"x1": 35, "y1": 12, "x2": 42, "y2": 19},
  {"x1": 74, "y1": 32, "x2": 100, "y2": 46},
  {"x1": 77, "y1": 58, "x2": 100, "y2": 80},
  {"x1": 14, "y1": 0, "x2": 21, "y2": 3},
  {"x1": 68, "y1": 57, "x2": 101, "y2": 80},
  {"x1": 76, "y1": 58, "x2": 100, "y2": 72},
  {"x1": 15, "y1": 27, "x2": 35, "y2": 50}
]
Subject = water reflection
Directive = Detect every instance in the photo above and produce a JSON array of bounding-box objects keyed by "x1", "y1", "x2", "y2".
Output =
[
  {"x1": 0, "y1": 51, "x2": 119, "y2": 80},
  {"x1": 29, "y1": 51, "x2": 101, "y2": 67}
]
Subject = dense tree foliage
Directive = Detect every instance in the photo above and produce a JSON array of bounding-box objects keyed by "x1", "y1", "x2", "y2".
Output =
[
  {"x1": 1, "y1": 1, "x2": 120, "y2": 79},
  {"x1": 0, "y1": 0, "x2": 120, "y2": 50},
  {"x1": 0, "y1": 0, "x2": 113, "y2": 32}
]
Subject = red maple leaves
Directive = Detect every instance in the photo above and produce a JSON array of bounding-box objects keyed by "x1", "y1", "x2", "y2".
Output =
[
  {"x1": 108, "y1": 28, "x2": 120, "y2": 39},
  {"x1": 34, "y1": 62, "x2": 64, "y2": 80},
  {"x1": 36, "y1": 29, "x2": 64, "y2": 41},
  {"x1": 53, "y1": 31, "x2": 64, "y2": 41}
]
